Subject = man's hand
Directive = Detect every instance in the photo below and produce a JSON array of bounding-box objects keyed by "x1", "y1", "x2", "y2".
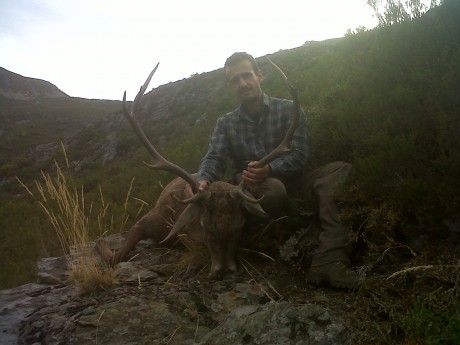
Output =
[
  {"x1": 186, "y1": 181, "x2": 209, "y2": 197},
  {"x1": 242, "y1": 161, "x2": 271, "y2": 184},
  {"x1": 198, "y1": 181, "x2": 209, "y2": 192}
]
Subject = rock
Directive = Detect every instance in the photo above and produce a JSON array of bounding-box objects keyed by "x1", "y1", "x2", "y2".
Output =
[
  {"x1": 70, "y1": 296, "x2": 206, "y2": 345},
  {"x1": 116, "y1": 262, "x2": 159, "y2": 283},
  {"x1": 36, "y1": 256, "x2": 69, "y2": 284},
  {"x1": 1, "y1": 234, "x2": 352, "y2": 344},
  {"x1": 101, "y1": 132, "x2": 117, "y2": 165},
  {"x1": 0, "y1": 283, "x2": 77, "y2": 345},
  {"x1": 200, "y1": 301, "x2": 348, "y2": 345},
  {"x1": 37, "y1": 272, "x2": 65, "y2": 286}
]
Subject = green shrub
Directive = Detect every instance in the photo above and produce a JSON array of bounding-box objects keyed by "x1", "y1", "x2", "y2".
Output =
[{"x1": 401, "y1": 298, "x2": 460, "y2": 345}]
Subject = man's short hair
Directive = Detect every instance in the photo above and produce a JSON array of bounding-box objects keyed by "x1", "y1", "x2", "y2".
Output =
[{"x1": 224, "y1": 52, "x2": 260, "y2": 75}]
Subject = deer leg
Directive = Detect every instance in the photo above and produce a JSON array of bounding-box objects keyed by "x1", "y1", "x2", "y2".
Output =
[
  {"x1": 95, "y1": 238, "x2": 115, "y2": 264},
  {"x1": 111, "y1": 224, "x2": 146, "y2": 265},
  {"x1": 207, "y1": 236, "x2": 224, "y2": 280},
  {"x1": 95, "y1": 224, "x2": 147, "y2": 266},
  {"x1": 96, "y1": 209, "x2": 171, "y2": 266},
  {"x1": 225, "y1": 235, "x2": 239, "y2": 274}
]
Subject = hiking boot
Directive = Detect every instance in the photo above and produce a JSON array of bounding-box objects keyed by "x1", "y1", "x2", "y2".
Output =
[{"x1": 307, "y1": 261, "x2": 359, "y2": 290}]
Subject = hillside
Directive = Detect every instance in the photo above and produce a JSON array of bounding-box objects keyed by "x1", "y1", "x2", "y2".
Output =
[
  {"x1": 0, "y1": 1, "x2": 459, "y2": 343},
  {"x1": 0, "y1": 67, "x2": 68, "y2": 100}
]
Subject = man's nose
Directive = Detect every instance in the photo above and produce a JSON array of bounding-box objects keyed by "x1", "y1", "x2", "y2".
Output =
[{"x1": 237, "y1": 76, "x2": 248, "y2": 87}]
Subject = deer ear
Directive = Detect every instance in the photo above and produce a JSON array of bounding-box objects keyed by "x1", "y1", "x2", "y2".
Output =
[{"x1": 160, "y1": 203, "x2": 200, "y2": 243}]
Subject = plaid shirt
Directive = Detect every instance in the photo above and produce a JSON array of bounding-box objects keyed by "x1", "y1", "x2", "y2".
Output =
[{"x1": 197, "y1": 93, "x2": 308, "y2": 183}]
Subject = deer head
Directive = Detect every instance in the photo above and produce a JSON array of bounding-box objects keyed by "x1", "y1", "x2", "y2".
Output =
[{"x1": 123, "y1": 59, "x2": 300, "y2": 278}]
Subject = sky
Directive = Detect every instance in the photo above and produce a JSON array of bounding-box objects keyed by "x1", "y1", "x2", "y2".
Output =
[{"x1": 1, "y1": 0, "x2": 379, "y2": 100}]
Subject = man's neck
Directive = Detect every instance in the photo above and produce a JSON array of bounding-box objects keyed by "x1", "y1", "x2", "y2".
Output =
[{"x1": 241, "y1": 95, "x2": 263, "y2": 116}]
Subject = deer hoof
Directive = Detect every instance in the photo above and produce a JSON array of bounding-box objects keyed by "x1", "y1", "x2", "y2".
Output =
[{"x1": 94, "y1": 239, "x2": 114, "y2": 264}]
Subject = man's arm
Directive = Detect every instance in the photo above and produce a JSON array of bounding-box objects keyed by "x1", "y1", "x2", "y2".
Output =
[{"x1": 196, "y1": 117, "x2": 228, "y2": 184}]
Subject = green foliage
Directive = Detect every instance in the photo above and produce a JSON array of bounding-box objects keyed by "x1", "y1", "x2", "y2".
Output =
[
  {"x1": 0, "y1": 199, "x2": 60, "y2": 287},
  {"x1": 401, "y1": 298, "x2": 460, "y2": 344},
  {"x1": 295, "y1": 0, "x2": 460, "y2": 233},
  {"x1": 367, "y1": 0, "x2": 441, "y2": 27}
]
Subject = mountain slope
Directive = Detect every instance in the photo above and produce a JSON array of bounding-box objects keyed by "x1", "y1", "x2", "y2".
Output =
[{"x1": 0, "y1": 67, "x2": 68, "y2": 100}]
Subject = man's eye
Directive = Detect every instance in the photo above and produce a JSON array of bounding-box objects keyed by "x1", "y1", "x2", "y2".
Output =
[
  {"x1": 229, "y1": 77, "x2": 240, "y2": 85},
  {"x1": 229, "y1": 72, "x2": 254, "y2": 85}
]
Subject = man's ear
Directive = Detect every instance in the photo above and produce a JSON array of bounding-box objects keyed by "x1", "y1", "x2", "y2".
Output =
[{"x1": 257, "y1": 69, "x2": 264, "y2": 83}]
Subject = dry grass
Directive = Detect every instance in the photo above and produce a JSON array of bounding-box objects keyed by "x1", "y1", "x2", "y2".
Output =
[
  {"x1": 17, "y1": 146, "x2": 118, "y2": 292},
  {"x1": 173, "y1": 234, "x2": 209, "y2": 279},
  {"x1": 168, "y1": 218, "x2": 283, "y2": 302},
  {"x1": 239, "y1": 255, "x2": 281, "y2": 302}
]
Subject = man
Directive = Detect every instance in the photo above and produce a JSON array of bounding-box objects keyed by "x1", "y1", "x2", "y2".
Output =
[{"x1": 195, "y1": 52, "x2": 358, "y2": 289}]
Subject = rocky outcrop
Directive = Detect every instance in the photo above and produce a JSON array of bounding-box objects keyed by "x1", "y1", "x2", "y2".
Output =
[
  {"x1": 0, "y1": 234, "x2": 350, "y2": 345},
  {"x1": 201, "y1": 302, "x2": 347, "y2": 344}
]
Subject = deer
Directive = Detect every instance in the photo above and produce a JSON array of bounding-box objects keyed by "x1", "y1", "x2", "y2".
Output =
[{"x1": 95, "y1": 59, "x2": 300, "y2": 279}]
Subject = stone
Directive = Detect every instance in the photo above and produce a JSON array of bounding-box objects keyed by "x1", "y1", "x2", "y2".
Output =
[
  {"x1": 1, "y1": 234, "x2": 351, "y2": 344},
  {"x1": 199, "y1": 301, "x2": 348, "y2": 345}
]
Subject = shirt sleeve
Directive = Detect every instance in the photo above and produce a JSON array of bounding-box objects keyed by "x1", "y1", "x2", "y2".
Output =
[
  {"x1": 197, "y1": 117, "x2": 228, "y2": 183},
  {"x1": 268, "y1": 106, "x2": 308, "y2": 177}
]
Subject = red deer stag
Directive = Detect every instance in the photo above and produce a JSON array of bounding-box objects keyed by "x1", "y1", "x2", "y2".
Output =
[{"x1": 96, "y1": 59, "x2": 300, "y2": 279}]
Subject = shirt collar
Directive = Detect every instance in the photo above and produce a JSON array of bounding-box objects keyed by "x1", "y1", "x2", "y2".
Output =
[
  {"x1": 262, "y1": 92, "x2": 271, "y2": 111},
  {"x1": 237, "y1": 93, "x2": 270, "y2": 123}
]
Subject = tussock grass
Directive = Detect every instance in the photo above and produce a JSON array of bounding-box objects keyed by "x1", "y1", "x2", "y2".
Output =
[
  {"x1": 172, "y1": 234, "x2": 209, "y2": 280},
  {"x1": 17, "y1": 147, "x2": 119, "y2": 292}
]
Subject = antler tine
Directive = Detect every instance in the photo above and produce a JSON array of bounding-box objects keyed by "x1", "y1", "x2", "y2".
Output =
[
  {"x1": 123, "y1": 64, "x2": 198, "y2": 194},
  {"x1": 235, "y1": 58, "x2": 300, "y2": 198},
  {"x1": 253, "y1": 58, "x2": 300, "y2": 169}
]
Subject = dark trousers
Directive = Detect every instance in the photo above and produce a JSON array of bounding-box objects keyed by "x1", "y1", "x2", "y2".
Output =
[{"x1": 246, "y1": 162, "x2": 352, "y2": 267}]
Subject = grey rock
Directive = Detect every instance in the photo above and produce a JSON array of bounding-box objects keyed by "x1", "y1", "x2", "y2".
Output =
[
  {"x1": 1, "y1": 233, "x2": 351, "y2": 344},
  {"x1": 37, "y1": 256, "x2": 69, "y2": 283},
  {"x1": 200, "y1": 301, "x2": 347, "y2": 345},
  {"x1": 116, "y1": 261, "x2": 159, "y2": 283},
  {"x1": 0, "y1": 283, "x2": 77, "y2": 345}
]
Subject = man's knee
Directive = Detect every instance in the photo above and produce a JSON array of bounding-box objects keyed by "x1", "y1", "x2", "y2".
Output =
[
  {"x1": 312, "y1": 161, "x2": 352, "y2": 194},
  {"x1": 259, "y1": 177, "x2": 288, "y2": 216}
]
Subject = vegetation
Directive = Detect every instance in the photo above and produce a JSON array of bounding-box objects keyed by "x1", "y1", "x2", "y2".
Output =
[
  {"x1": 367, "y1": 0, "x2": 442, "y2": 26},
  {"x1": 400, "y1": 297, "x2": 460, "y2": 344},
  {"x1": 17, "y1": 149, "x2": 118, "y2": 292},
  {"x1": 0, "y1": 97, "x2": 121, "y2": 164},
  {"x1": 0, "y1": 0, "x2": 459, "y2": 342}
]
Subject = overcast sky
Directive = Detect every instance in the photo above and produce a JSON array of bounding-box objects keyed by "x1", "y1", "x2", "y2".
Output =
[{"x1": 1, "y1": 0, "x2": 379, "y2": 100}]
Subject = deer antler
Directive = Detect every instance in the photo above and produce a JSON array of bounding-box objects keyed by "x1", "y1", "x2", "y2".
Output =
[
  {"x1": 231, "y1": 58, "x2": 301, "y2": 200},
  {"x1": 123, "y1": 59, "x2": 299, "y2": 202},
  {"x1": 253, "y1": 58, "x2": 300, "y2": 168},
  {"x1": 122, "y1": 63, "x2": 199, "y2": 194}
]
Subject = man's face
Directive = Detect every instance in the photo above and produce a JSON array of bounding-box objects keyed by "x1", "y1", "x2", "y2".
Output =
[{"x1": 225, "y1": 59, "x2": 263, "y2": 104}]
